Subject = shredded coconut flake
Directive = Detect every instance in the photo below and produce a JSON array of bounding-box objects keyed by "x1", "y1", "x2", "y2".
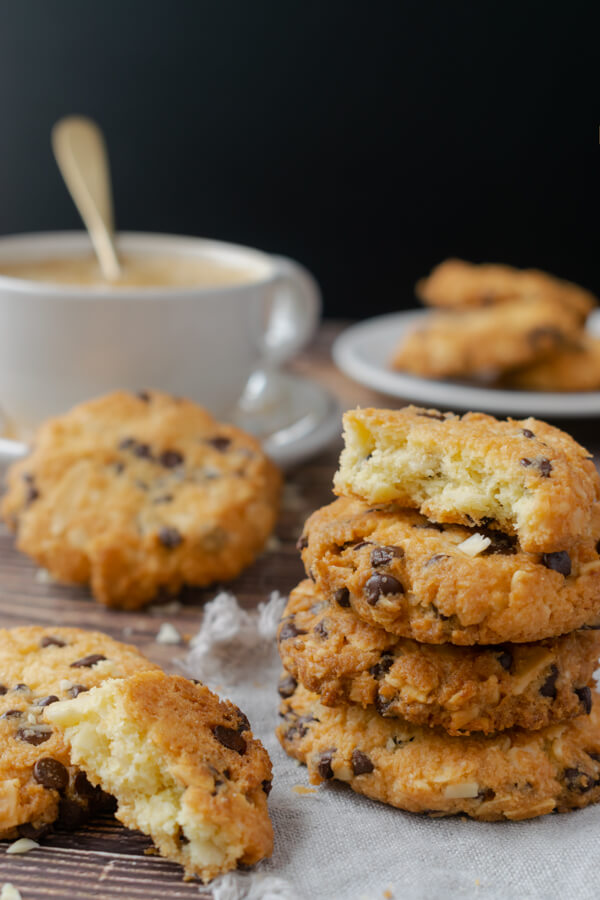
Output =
[
  {"x1": 155, "y1": 622, "x2": 182, "y2": 645},
  {"x1": 456, "y1": 533, "x2": 491, "y2": 557},
  {"x1": 0, "y1": 886, "x2": 23, "y2": 900},
  {"x1": 6, "y1": 838, "x2": 39, "y2": 855},
  {"x1": 444, "y1": 782, "x2": 480, "y2": 799}
]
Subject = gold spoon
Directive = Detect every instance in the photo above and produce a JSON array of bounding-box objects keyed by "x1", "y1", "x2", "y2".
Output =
[{"x1": 51, "y1": 115, "x2": 121, "y2": 282}]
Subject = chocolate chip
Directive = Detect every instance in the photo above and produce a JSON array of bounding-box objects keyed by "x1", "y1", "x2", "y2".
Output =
[
  {"x1": 416, "y1": 410, "x2": 446, "y2": 421},
  {"x1": 564, "y1": 767, "x2": 596, "y2": 794},
  {"x1": 159, "y1": 450, "x2": 183, "y2": 468},
  {"x1": 33, "y1": 757, "x2": 69, "y2": 790},
  {"x1": 213, "y1": 725, "x2": 246, "y2": 754},
  {"x1": 597, "y1": 540, "x2": 600, "y2": 556},
  {"x1": 317, "y1": 748, "x2": 335, "y2": 779},
  {"x1": 369, "y1": 652, "x2": 394, "y2": 679},
  {"x1": 424, "y1": 553, "x2": 449, "y2": 567},
  {"x1": 178, "y1": 827, "x2": 190, "y2": 845},
  {"x1": 351, "y1": 749, "x2": 374, "y2": 775},
  {"x1": 279, "y1": 620, "x2": 307, "y2": 641},
  {"x1": 370, "y1": 546, "x2": 404, "y2": 567},
  {"x1": 520, "y1": 458, "x2": 532, "y2": 467},
  {"x1": 67, "y1": 684, "x2": 89, "y2": 698},
  {"x1": 34, "y1": 695, "x2": 59, "y2": 708},
  {"x1": 477, "y1": 788, "x2": 496, "y2": 802},
  {"x1": 26, "y1": 483, "x2": 40, "y2": 504},
  {"x1": 18, "y1": 822, "x2": 51, "y2": 840},
  {"x1": 208, "y1": 436, "x2": 231, "y2": 452},
  {"x1": 413, "y1": 521, "x2": 445, "y2": 532},
  {"x1": 539, "y1": 458, "x2": 552, "y2": 477},
  {"x1": 13, "y1": 684, "x2": 30, "y2": 693},
  {"x1": 528, "y1": 326, "x2": 563, "y2": 348},
  {"x1": 57, "y1": 797, "x2": 88, "y2": 830},
  {"x1": 539, "y1": 665, "x2": 559, "y2": 700},
  {"x1": 496, "y1": 649, "x2": 513, "y2": 671},
  {"x1": 70, "y1": 654, "x2": 107, "y2": 668},
  {"x1": 575, "y1": 686, "x2": 593, "y2": 715},
  {"x1": 521, "y1": 428, "x2": 536, "y2": 438},
  {"x1": 333, "y1": 587, "x2": 350, "y2": 608},
  {"x1": 40, "y1": 636, "x2": 65, "y2": 648},
  {"x1": 137, "y1": 390, "x2": 151, "y2": 402},
  {"x1": 1, "y1": 709, "x2": 22, "y2": 719},
  {"x1": 133, "y1": 442, "x2": 152, "y2": 459},
  {"x1": 284, "y1": 714, "x2": 314, "y2": 741},
  {"x1": 236, "y1": 711, "x2": 250, "y2": 733},
  {"x1": 364, "y1": 573, "x2": 404, "y2": 605},
  {"x1": 375, "y1": 693, "x2": 393, "y2": 715},
  {"x1": 118, "y1": 437, "x2": 136, "y2": 450},
  {"x1": 296, "y1": 535, "x2": 308, "y2": 551},
  {"x1": 158, "y1": 526, "x2": 183, "y2": 548},
  {"x1": 0, "y1": 684, "x2": 6, "y2": 695},
  {"x1": 313, "y1": 620, "x2": 329, "y2": 639},
  {"x1": 484, "y1": 531, "x2": 517, "y2": 556},
  {"x1": 541, "y1": 551, "x2": 571, "y2": 576},
  {"x1": 278, "y1": 674, "x2": 297, "y2": 698},
  {"x1": 262, "y1": 779, "x2": 272, "y2": 795},
  {"x1": 73, "y1": 771, "x2": 96, "y2": 799},
  {"x1": 16, "y1": 726, "x2": 52, "y2": 745}
]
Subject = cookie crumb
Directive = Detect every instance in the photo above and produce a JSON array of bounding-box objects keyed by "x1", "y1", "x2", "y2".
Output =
[
  {"x1": 383, "y1": 890, "x2": 394, "y2": 899},
  {"x1": 457, "y1": 534, "x2": 492, "y2": 557},
  {"x1": 292, "y1": 784, "x2": 317, "y2": 795},
  {"x1": 155, "y1": 623, "x2": 182, "y2": 645},
  {"x1": 6, "y1": 838, "x2": 39, "y2": 855}
]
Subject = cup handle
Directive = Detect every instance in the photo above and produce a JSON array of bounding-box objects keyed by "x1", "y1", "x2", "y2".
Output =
[{"x1": 260, "y1": 255, "x2": 321, "y2": 365}]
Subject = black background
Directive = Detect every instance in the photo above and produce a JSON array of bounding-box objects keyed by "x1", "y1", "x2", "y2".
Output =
[{"x1": 0, "y1": 1, "x2": 596, "y2": 317}]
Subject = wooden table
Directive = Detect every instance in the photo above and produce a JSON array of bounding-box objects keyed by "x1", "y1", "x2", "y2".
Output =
[{"x1": 0, "y1": 321, "x2": 598, "y2": 899}]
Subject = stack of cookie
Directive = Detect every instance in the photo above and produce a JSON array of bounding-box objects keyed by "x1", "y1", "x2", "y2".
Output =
[
  {"x1": 390, "y1": 258, "x2": 600, "y2": 392},
  {"x1": 277, "y1": 405, "x2": 600, "y2": 820}
]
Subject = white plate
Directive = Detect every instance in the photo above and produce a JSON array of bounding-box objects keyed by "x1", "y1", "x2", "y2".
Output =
[
  {"x1": 333, "y1": 309, "x2": 600, "y2": 418},
  {"x1": 0, "y1": 373, "x2": 341, "y2": 473}
]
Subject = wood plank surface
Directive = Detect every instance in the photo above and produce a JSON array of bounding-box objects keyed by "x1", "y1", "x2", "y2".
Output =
[{"x1": 0, "y1": 320, "x2": 598, "y2": 898}]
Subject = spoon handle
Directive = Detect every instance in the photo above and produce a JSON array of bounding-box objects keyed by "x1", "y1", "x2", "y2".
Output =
[{"x1": 52, "y1": 115, "x2": 121, "y2": 281}]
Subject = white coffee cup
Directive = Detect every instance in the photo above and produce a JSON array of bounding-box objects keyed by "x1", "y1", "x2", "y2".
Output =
[{"x1": 0, "y1": 231, "x2": 320, "y2": 437}]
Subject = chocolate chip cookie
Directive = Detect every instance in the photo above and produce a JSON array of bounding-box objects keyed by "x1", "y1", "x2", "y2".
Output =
[
  {"x1": 415, "y1": 258, "x2": 596, "y2": 319},
  {"x1": 0, "y1": 626, "x2": 158, "y2": 840},
  {"x1": 390, "y1": 297, "x2": 583, "y2": 379},
  {"x1": 300, "y1": 497, "x2": 600, "y2": 644},
  {"x1": 500, "y1": 335, "x2": 600, "y2": 393},
  {"x1": 333, "y1": 406, "x2": 600, "y2": 554},
  {"x1": 46, "y1": 671, "x2": 273, "y2": 882},
  {"x1": 278, "y1": 681, "x2": 600, "y2": 821},
  {"x1": 279, "y1": 580, "x2": 600, "y2": 733},
  {"x1": 1, "y1": 390, "x2": 281, "y2": 608}
]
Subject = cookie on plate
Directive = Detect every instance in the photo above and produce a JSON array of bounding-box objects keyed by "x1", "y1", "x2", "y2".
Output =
[
  {"x1": 300, "y1": 497, "x2": 600, "y2": 644},
  {"x1": 0, "y1": 626, "x2": 158, "y2": 840},
  {"x1": 416, "y1": 258, "x2": 596, "y2": 320},
  {"x1": 277, "y1": 681, "x2": 600, "y2": 821},
  {"x1": 46, "y1": 671, "x2": 273, "y2": 882},
  {"x1": 390, "y1": 297, "x2": 583, "y2": 379},
  {"x1": 1, "y1": 390, "x2": 281, "y2": 609},
  {"x1": 333, "y1": 407, "x2": 600, "y2": 554},
  {"x1": 279, "y1": 580, "x2": 600, "y2": 733},
  {"x1": 500, "y1": 336, "x2": 600, "y2": 393}
]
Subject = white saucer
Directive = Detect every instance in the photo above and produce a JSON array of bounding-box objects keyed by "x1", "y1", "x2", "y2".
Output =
[
  {"x1": 333, "y1": 309, "x2": 600, "y2": 418},
  {"x1": 0, "y1": 374, "x2": 341, "y2": 472}
]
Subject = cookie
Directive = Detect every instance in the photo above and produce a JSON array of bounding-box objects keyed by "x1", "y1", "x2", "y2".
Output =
[
  {"x1": 390, "y1": 297, "x2": 583, "y2": 379},
  {"x1": 279, "y1": 580, "x2": 600, "y2": 733},
  {"x1": 416, "y1": 258, "x2": 596, "y2": 320},
  {"x1": 277, "y1": 681, "x2": 600, "y2": 821},
  {"x1": 46, "y1": 671, "x2": 273, "y2": 882},
  {"x1": 500, "y1": 336, "x2": 600, "y2": 393},
  {"x1": 1, "y1": 390, "x2": 281, "y2": 609},
  {"x1": 333, "y1": 406, "x2": 600, "y2": 554},
  {"x1": 300, "y1": 497, "x2": 600, "y2": 644},
  {"x1": 0, "y1": 626, "x2": 158, "y2": 840}
]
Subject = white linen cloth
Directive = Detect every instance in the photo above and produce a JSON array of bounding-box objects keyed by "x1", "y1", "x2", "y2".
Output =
[{"x1": 182, "y1": 592, "x2": 600, "y2": 900}]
